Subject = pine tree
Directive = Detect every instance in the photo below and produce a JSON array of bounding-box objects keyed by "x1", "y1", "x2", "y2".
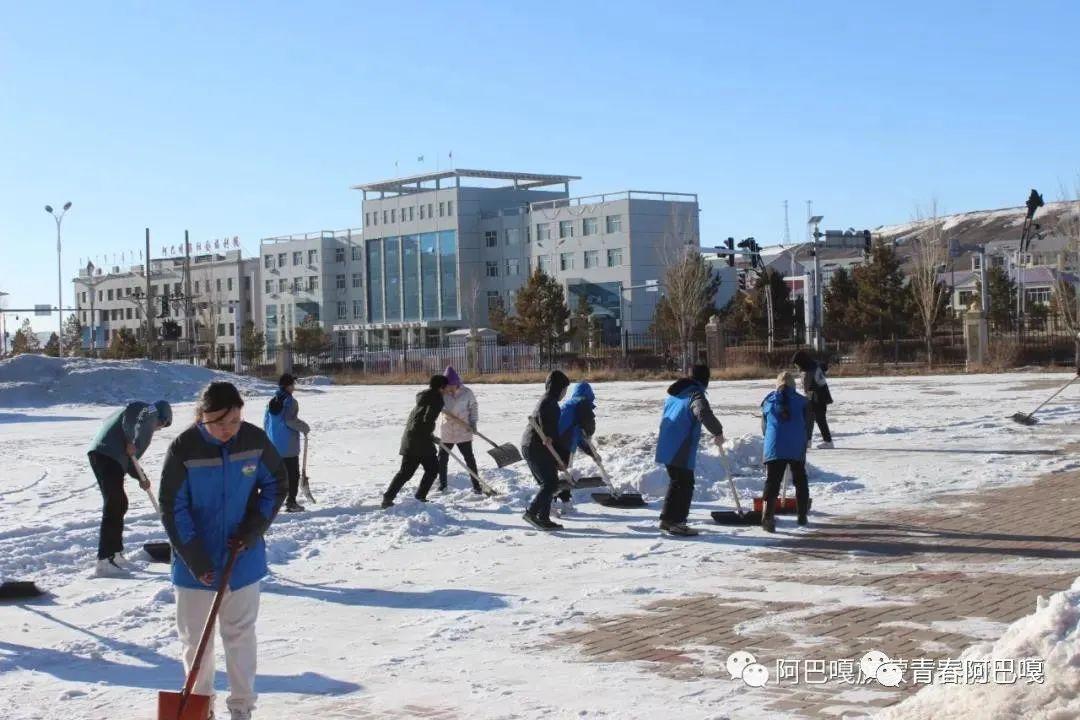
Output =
[
  {"x1": 292, "y1": 316, "x2": 330, "y2": 356},
  {"x1": 720, "y1": 269, "x2": 790, "y2": 342},
  {"x1": 61, "y1": 314, "x2": 84, "y2": 357},
  {"x1": 823, "y1": 267, "x2": 861, "y2": 341},
  {"x1": 43, "y1": 333, "x2": 60, "y2": 357},
  {"x1": 979, "y1": 266, "x2": 1017, "y2": 330},
  {"x1": 105, "y1": 328, "x2": 143, "y2": 359},
  {"x1": 570, "y1": 294, "x2": 594, "y2": 344},
  {"x1": 851, "y1": 242, "x2": 910, "y2": 345},
  {"x1": 11, "y1": 319, "x2": 41, "y2": 355},
  {"x1": 502, "y1": 269, "x2": 571, "y2": 362}
]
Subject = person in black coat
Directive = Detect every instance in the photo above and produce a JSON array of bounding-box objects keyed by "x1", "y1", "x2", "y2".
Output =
[
  {"x1": 521, "y1": 370, "x2": 571, "y2": 530},
  {"x1": 382, "y1": 375, "x2": 450, "y2": 508},
  {"x1": 792, "y1": 350, "x2": 834, "y2": 448}
]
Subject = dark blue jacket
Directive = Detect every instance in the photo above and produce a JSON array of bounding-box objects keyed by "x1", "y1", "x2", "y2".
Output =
[
  {"x1": 558, "y1": 382, "x2": 597, "y2": 457},
  {"x1": 655, "y1": 379, "x2": 724, "y2": 471},
  {"x1": 761, "y1": 387, "x2": 813, "y2": 462},
  {"x1": 159, "y1": 421, "x2": 287, "y2": 591}
]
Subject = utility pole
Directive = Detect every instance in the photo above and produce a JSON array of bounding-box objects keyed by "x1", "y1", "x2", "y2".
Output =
[
  {"x1": 144, "y1": 228, "x2": 154, "y2": 357},
  {"x1": 184, "y1": 230, "x2": 193, "y2": 353},
  {"x1": 45, "y1": 202, "x2": 73, "y2": 356},
  {"x1": 808, "y1": 215, "x2": 824, "y2": 351}
]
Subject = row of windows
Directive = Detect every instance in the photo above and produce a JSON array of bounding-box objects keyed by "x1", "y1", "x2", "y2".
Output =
[
  {"x1": 266, "y1": 276, "x2": 321, "y2": 295},
  {"x1": 79, "y1": 276, "x2": 251, "y2": 306},
  {"x1": 264, "y1": 249, "x2": 320, "y2": 269},
  {"x1": 365, "y1": 201, "x2": 454, "y2": 227},
  {"x1": 336, "y1": 300, "x2": 365, "y2": 320},
  {"x1": 483, "y1": 248, "x2": 624, "y2": 278},
  {"x1": 536, "y1": 214, "x2": 621, "y2": 242}
]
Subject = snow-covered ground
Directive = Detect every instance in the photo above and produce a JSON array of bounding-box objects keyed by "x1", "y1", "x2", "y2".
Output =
[{"x1": 1, "y1": 358, "x2": 1078, "y2": 719}]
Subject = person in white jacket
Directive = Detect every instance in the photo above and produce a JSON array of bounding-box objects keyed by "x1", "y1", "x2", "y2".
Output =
[{"x1": 437, "y1": 366, "x2": 482, "y2": 494}]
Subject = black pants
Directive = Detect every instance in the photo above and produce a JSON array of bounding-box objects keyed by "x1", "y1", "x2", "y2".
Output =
[
  {"x1": 89, "y1": 452, "x2": 128, "y2": 560},
  {"x1": 283, "y1": 456, "x2": 301, "y2": 504},
  {"x1": 523, "y1": 444, "x2": 560, "y2": 521},
  {"x1": 384, "y1": 451, "x2": 439, "y2": 502},
  {"x1": 660, "y1": 465, "x2": 695, "y2": 525},
  {"x1": 437, "y1": 441, "x2": 480, "y2": 492},
  {"x1": 811, "y1": 401, "x2": 832, "y2": 443},
  {"x1": 763, "y1": 460, "x2": 810, "y2": 516}
]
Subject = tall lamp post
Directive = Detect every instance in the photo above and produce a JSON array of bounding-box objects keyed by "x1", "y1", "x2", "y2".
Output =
[
  {"x1": 807, "y1": 215, "x2": 824, "y2": 351},
  {"x1": 45, "y1": 202, "x2": 73, "y2": 356}
]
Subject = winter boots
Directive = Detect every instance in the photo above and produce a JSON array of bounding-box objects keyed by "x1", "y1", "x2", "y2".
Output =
[
  {"x1": 761, "y1": 499, "x2": 777, "y2": 533},
  {"x1": 660, "y1": 521, "x2": 699, "y2": 537},
  {"x1": 522, "y1": 510, "x2": 563, "y2": 531},
  {"x1": 94, "y1": 554, "x2": 130, "y2": 577},
  {"x1": 285, "y1": 500, "x2": 306, "y2": 513},
  {"x1": 816, "y1": 441, "x2": 834, "y2": 449}
]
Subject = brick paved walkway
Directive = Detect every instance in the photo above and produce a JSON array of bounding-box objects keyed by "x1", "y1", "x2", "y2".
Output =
[{"x1": 553, "y1": 466, "x2": 1080, "y2": 718}]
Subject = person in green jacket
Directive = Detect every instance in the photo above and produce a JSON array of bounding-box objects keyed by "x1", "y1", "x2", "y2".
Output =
[
  {"x1": 87, "y1": 400, "x2": 172, "y2": 575},
  {"x1": 381, "y1": 375, "x2": 450, "y2": 509}
]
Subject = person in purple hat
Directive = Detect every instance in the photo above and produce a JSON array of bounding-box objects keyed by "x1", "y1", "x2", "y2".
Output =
[{"x1": 437, "y1": 365, "x2": 482, "y2": 493}]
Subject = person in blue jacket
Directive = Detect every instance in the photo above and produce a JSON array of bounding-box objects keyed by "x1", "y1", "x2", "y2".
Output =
[
  {"x1": 87, "y1": 399, "x2": 172, "y2": 575},
  {"x1": 553, "y1": 381, "x2": 600, "y2": 514},
  {"x1": 159, "y1": 381, "x2": 287, "y2": 720},
  {"x1": 760, "y1": 371, "x2": 815, "y2": 532},
  {"x1": 263, "y1": 373, "x2": 310, "y2": 512},
  {"x1": 654, "y1": 365, "x2": 724, "y2": 536}
]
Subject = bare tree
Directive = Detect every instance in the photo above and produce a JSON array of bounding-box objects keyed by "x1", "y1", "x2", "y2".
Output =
[
  {"x1": 909, "y1": 200, "x2": 950, "y2": 367},
  {"x1": 196, "y1": 270, "x2": 225, "y2": 360},
  {"x1": 659, "y1": 210, "x2": 712, "y2": 372}
]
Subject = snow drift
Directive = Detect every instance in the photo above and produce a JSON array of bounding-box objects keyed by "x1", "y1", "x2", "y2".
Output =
[
  {"x1": 875, "y1": 577, "x2": 1080, "y2": 720},
  {"x1": 0, "y1": 355, "x2": 274, "y2": 408}
]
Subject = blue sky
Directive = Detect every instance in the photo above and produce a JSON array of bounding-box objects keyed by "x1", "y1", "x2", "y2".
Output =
[{"x1": 3, "y1": 0, "x2": 1079, "y2": 331}]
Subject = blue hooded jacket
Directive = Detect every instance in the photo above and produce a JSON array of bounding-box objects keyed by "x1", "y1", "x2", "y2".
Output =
[
  {"x1": 159, "y1": 421, "x2": 287, "y2": 591},
  {"x1": 761, "y1": 386, "x2": 811, "y2": 462},
  {"x1": 655, "y1": 379, "x2": 723, "y2": 470},
  {"x1": 558, "y1": 382, "x2": 596, "y2": 455}
]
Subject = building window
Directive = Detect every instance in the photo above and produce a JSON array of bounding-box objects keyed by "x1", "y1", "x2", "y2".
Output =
[
  {"x1": 126, "y1": 308, "x2": 132, "y2": 320},
  {"x1": 308, "y1": 249, "x2": 318, "y2": 265},
  {"x1": 486, "y1": 260, "x2": 499, "y2": 278},
  {"x1": 607, "y1": 248, "x2": 623, "y2": 267},
  {"x1": 337, "y1": 301, "x2": 347, "y2": 319},
  {"x1": 383, "y1": 210, "x2": 389, "y2": 224},
  {"x1": 560, "y1": 252, "x2": 575, "y2": 271},
  {"x1": 227, "y1": 278, "x2": 233, "y2": 291},
  {"x1": 391, "y1": 209, "x2": 397, "y2": 223},
  {"x1": 193, "y1": 281, "x2": 199, "y2": 294},
  {"x1": 265, "y1": 280, "x2": 273, "y2": 294},
  {"x1": 173, "y1": 282, "x2": 182, "y2": 294},
  {"x1": 98, "y1": 290, "x2": 103, "y2": 302},
  {"x1": 228, "y1": 323, "x2": 234, "y2": 337},
  {"x1": 559, "y1": 220, "x2": 574, "y2": 239},
  {"x1": 278, "y1": 279, "x2": 288, "y2": 293},
  {"x1": 487, "y1": 290, "x2": 501, "y2": 311},
  {"x1": 605, "y1": 214, "x2": 623, "y2": 233},
  {"x1": 419, "y1": 205, "x2": 426, "y2": 220},
  {"x1": 264, "y1": 255, "x2": 273, "y2": 269},
  {"x1": 505, "y1": 228, "x2": 520, "y2": 245},
  {"x1": 583, "y1": 217, "x2": 598, "y2": 236},
  {"x1": 292, "y1": 278, "x2": 302, "y2": 294},
  {"x1": 365, "y1": 212, "x2": 370, "y2": 227},
  {"x1": 584, "y1": 250, "x2": 599, "y2": 269},
  {"x1": 372, "y1": 211, "x2": 378, "y2": 226},
  {"x1": 408, "y1": 206, "x2": 415, "y2": 221},
  {"x1": 125, "y1": 287, "x2": 132, "y2": 296},
  {"x1": 308, "y1": 276, "x2": 319, "y2": 292},
  {"x1": 485, "y1": 230, "x2": 498, "y2": 248},
  {"x1": 506, "y1": 258, "x2": 521, "y2": 276},
  {"x1": 289, "y1": 251, "x2": 299, "y2": 266},
  {"x1": 428, "y1": 203, "x2": 434, "y2": 218},
  {"x1": 107, "y1": 289, "x2": 114, "y2": 301},
  {"x1": 335, "y1": 248, "x2": 346, "y2": 263},
  {"x1": 353, "y1": 300, "x2": 362, "y2": 318},
  {"x1": 526, "y1": 225, "x2": 531, "y2": 243},
  {"x1": 216, "y1": 279, "x2": 222, "y2": 292},
  {"x1": 352, "y1": 246, "x2": 362, "y2": 261},
  {"x1": 1026, "y1": 288, "x2": 1051, "y2": 305},
  {"x1": 352, "y1": 272, "x2": 362, "y2": 288},
  {"x1": 278, "y1": 252, "x2": 287, "y2": 267},
  {"x1": 217, "y1": 323, "x2": 226, "y2": 337},
  {"x1": 537, "y1": 223, "x2": 551, "y2": 241},
  {"x1": 538, "y1": 255, "x2": 551, "y2": 274},
  {"x1": 438, "y1": 202, "x2": 445, "y2": 217},
  {"x1": 336, "y1": 274, "x2": 346, "y2": 289},
  {"x1": 447, "y1": 200, "x2": 453, "y2": 215}
]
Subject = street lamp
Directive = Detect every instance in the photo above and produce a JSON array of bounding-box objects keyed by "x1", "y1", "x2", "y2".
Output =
[
  {"x1": 807, "y1": 215, "x2": 824, "y2": 350},
  {"x1": 45, "y1": 201, "x2": 73, "y2": 356}
]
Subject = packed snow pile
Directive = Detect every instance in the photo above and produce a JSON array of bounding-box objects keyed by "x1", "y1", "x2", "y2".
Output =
[
  {"x1": 875, "y1": 577, "x2": 1080, "y2": 720},
  {"x1": 0, "y1": 355, "x2": 274, "y2": 408}
]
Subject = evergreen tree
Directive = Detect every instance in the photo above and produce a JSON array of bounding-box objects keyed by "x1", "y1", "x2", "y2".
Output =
[
  {"x1": 570, "y1": 294, "x2": 594, "y2": 343},
  {"x1": 823, "y1": 267, "x2": 861, "y2": 341},
  {"x1": 292, "y1": 316, "x2": 331, "y2": 356},
  {"x1": 105, "y1": 328, "x2": 143, "y2": 359},
  {"x1": 500, "y1": 269, "x2": 571, "y2": 361},
  {"x1": 241, "y1": 321, "x2": 266, "y2": 361},
  {"x1": 11, "y1": 319, "x2": 41, "y2": 355},
  {"x1": 721, "y1": 268, "x2": 791, "y2": 342},
  {"x1": 851, "y1": 242, "x2": 910, "y2": 344},
  {"x1": 978, "y1": 265, "x2": 1017, "y2": 330},
  {"x1": 43, "y1": 333, "x2": 60, "y2": 357},
  {"x1": 61, "y1": 314, "x2": 84, "y2": 357}
]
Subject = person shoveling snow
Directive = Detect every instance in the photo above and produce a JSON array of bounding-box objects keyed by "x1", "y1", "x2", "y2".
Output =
[
  {"x1": 381, "y1": 375, "x2": 451, "y2": 509},
  {"x1": 263, "y1": 373, "x2": 311, "y2": 513}
]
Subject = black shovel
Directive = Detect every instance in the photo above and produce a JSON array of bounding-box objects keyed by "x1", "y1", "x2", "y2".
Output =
[
  {"x1": 444, "y1": 412, "x2": 523, "y2": 467},
  {"x1": 0, "y1": 580, "x2": 45, "y2": 600},
  {"x1": 711, "y1": 445, "x2": 761, "y2": 526},
  {"x1": 143, "y1": 542, "x2": 172, "y2": 563},
  {"x1": 1011, "y1": 374, "x2": 1079, "y2": 426},
  {"x1": 583, "y1": 437, "x2": 646, "y2": 508}
]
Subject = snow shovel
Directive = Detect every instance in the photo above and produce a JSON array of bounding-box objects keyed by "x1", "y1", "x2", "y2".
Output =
[
  {"x1": 583, "y1": 437, "x2": 646, "y2": 508},
  {"x1": 158, "y1": 546, "x2": 240, "y2": 720},
  {"x1": 1011, "y1": 374, "x2": 1080, "y2": 426},
  {"x1": 443, "y1": 412, "x2": 522, "y2": 468},
  {"x1": 527, "y1": 417, "x2": 605, "y2": 490},
  {"x1": 131, "y1": 457, "x2": 161, "y2": 516},
  {"x1": 0, "y1": 580, "x2": 45, "y2": 600},
  {"x1": 711, "y1": 445, "x2": 761, "y2": 526},
  {"x1": 300, "y1": 433, "x2": 316, "y2": 504},
  {"x1": 132, "y1": 458, "x2": 172, "y2": 562},
  {"x1": 436, "y1": 439, "x2": 501, "y2": 497}
]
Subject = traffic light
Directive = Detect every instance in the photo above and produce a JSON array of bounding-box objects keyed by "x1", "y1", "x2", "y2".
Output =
[
  {"x1": 725, "y1": 237, "x2": 735, "y2": 267},
  {"x1": 863, "y1": 230, "x2": 872, "y2": 256}
]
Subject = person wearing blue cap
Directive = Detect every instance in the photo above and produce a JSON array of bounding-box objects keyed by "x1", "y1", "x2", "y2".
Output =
[{"x1": 87, "y1": 399, "x2": 172, "y2": 575}]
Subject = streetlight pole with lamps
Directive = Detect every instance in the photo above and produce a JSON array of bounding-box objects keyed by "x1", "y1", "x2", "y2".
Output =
[
  {"x1": 807, "y1": 215, "x2": 824, "y2": 351},
  {"x1": 45, "y1": 202, "x2": 73, "y2": 356}
]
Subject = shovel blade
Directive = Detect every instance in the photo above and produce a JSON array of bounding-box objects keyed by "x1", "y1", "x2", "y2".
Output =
[
  {"x1": 158, "y1": 691, "x2": 212, "y2": 720},
  {"x1": 711, "y1": 510, "x2": 762, "y2": 526},
  {"x1": 0, "y1": 580, "x2": 45, "y2": 600},
  {"x1": 487, "y1": 444, "x2": 523, "y2": 468},
  {"x1": 143, "y1": 542, "x2": 172, "y2": 563},
  {"x1": 300, "y1": 475, "x2": 317, "y2": 504},
  {"x1": 1011, "y1": 412, "x2": 1038, "y2": 426},
  {"x1": 592, "y1": 492, "x2": 647, "y2": 508}
]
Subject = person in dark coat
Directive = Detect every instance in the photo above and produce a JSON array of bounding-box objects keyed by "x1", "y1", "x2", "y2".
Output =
[
  {"x1": 654, "y1": 365, "x2": 724, "y2": 535},
  {"x1": 521, "y1": 370, "x2": 572, "y2": 530},
  {"x1": 792, "y1": 350, "x2": 834, "y2": 448},
  {"x1": 87, "y1": 399, "x2": 172, "y2": 575},
  {"x1": 553, "y1": 381, "x2": 599, "y2": 514},
  {"x1": 381, "y1": 375, "x2": 450, "y2": 509},
  {"x1": 760, "y1": 371, "x2": 815, "y2": 532},
  {"x1": 263, "y1": 373, "x2": 311, "y2": 512}
]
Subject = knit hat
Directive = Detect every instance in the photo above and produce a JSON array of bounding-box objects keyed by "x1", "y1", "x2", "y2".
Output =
[
  {"x1": 443, "y1": 365, "x2": 463, "y2": 387},
  {"x1": 154, "y1": 400, "x2": 173, "y2": 428}
]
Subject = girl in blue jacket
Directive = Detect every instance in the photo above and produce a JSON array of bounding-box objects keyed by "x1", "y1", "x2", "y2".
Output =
[
  {"x1": 760, "y1": 371, "x2": 814, "y2": 532},
  {"x1": 159, "y1": 382, "x2": 287, "y2": 720}
]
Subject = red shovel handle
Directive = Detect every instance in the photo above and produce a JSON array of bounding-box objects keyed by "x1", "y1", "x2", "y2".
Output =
[{"x1": 177, "y1": 546, "x2": 240, "y2": 710}]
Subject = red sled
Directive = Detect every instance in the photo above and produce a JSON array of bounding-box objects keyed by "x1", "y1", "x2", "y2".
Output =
[{"x1": 752, "y1": 497, "x2": 812, "y2": 514}]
